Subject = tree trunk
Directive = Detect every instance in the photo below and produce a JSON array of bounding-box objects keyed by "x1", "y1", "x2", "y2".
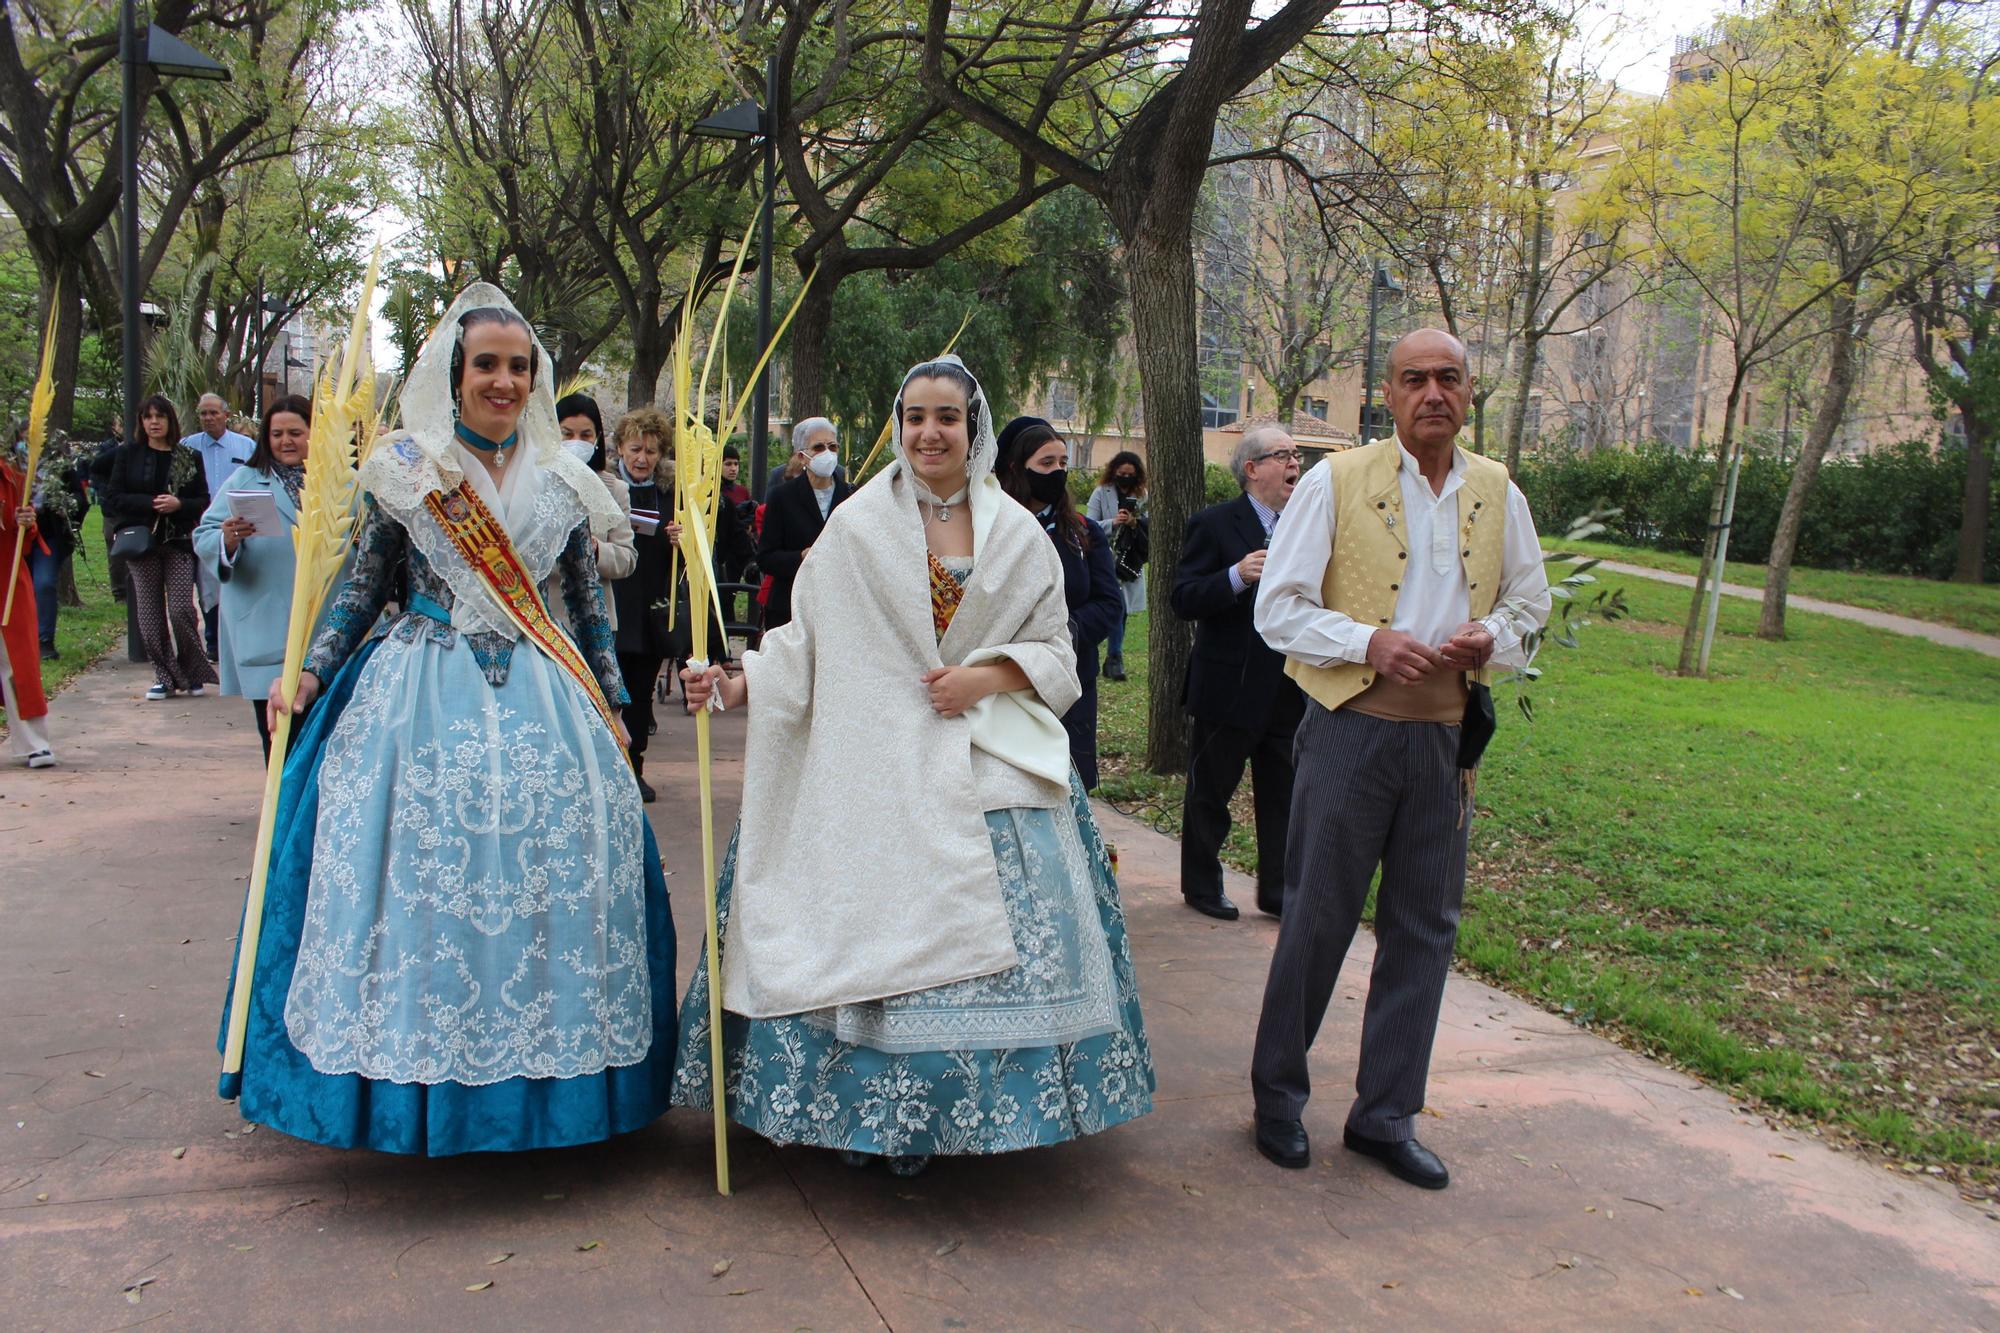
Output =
[
  {"x1": 786, "y1": 271, "x2": 838, "y2": 422},
  {"x1": 1125, "y1": 228, "x2": 1202, "y2": 776},
  {"x1": 1503, "y1": 331, "x2": 1542, "y2": 476},
  {"x1": 1678, "y1": 373, "x2": 1745, "y2": 675},
  {"x1": 1760, "y1": 290, "x2": 1859, "y2": 638},
  {"x1": 1953, "y1": 406, "x2": 1992, "y2": 583},
  {"x1": 626, "y1": 309, "x2": 670, "y2": 410}
]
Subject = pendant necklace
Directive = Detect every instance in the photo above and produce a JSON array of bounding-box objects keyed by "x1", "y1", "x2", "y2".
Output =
[
  {"x1": 455, "y1": 421, "x2": 517, "y2": 469},
  {"x1": 919, "y1": 482, "x2": 968, "y2": 525}
]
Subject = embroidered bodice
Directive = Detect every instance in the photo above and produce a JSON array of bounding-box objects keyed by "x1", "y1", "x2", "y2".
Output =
[{"x1": 303, "y1": 500, "x2": 627, "y2": 704}]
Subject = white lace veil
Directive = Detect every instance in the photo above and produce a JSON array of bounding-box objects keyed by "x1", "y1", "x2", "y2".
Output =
[
  {"x1": 399, "y1": 281, "x2": 561, "y2": 469},
  {"x1": 887, "y1": 353, "x2": 998, "y2": 493}
]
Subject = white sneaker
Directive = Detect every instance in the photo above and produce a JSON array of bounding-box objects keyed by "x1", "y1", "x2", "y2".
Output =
[
  {"x1": 144, "y1": 684, "x2": 169, "y2": 701},
  {"x1": 26, "y1": 750, "x2": 55, "y2": 769},
  {"x1": 188, "y1": 684, "x2": 206, "y2": 697}
]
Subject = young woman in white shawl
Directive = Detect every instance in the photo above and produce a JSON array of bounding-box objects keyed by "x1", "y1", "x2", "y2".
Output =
[
  {"x1": 215, "y1": 284, "x2": 677, "y2": 1155},
  {"x1": 675, "y1": 356, "x2": 1154, "y2": 1177}
]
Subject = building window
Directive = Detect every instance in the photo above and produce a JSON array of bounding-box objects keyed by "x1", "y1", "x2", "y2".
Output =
[
  {"x1": 1303, "y1": 396, "x2": 1329, "y2": 420},
  {"x1": 1048, "y1": 377, "x2": 1079, "y2": 422}
]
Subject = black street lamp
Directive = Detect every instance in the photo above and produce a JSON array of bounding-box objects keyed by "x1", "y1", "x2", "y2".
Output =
[
  {"x1": 692, "y1": 52, "x2": 779, "y2": 501},
  {"x1": 1358, "y1": 261, "x2": 1403, "y2": 442},
  {"x1": 120, "y1": 5, "x2": 230, "y2": 426}
]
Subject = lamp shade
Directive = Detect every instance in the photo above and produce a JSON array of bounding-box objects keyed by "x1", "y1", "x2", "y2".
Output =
[
  {"x1": 145, "y1": 25, "x2": 231, "y2": 81},
  {"x1": 691, "y1": 98, "x2": 764, "y2": 140}
]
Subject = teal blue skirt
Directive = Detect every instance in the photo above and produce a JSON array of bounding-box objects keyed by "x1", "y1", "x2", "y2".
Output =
[
  {"x1": 673, "y1": 775, "x2": 1154, "y2": 1157},
  {"x1": 216, "y1": 637, "x2": 678, "y2": 1155}
]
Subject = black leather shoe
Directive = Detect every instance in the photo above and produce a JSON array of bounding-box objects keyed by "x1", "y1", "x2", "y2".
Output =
[
  {"x1": 637, "y1": 776, "x2": 657, "y2": 804},
  {"x1": 1255, "y1": 1115, "x2": 1310, "y2": 1169},
  {"x1": 1184, "y1": 893, "x2": 1239, "y2": 921},
  {"x1": 1343, "y1": 1127, "x2": 1449, "y2": 1189},
  {"x1": 1256, "y1": 887, "x2": 1283, "y2": 917},
  {"x1": 1102, "y1": 658, "x2": 1126, "y2": 681}
]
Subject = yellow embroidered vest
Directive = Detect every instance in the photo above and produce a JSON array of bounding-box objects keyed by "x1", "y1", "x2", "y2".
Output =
[{"x1": 1284, "y1": 438, "x2": 1512, "y2": 713}]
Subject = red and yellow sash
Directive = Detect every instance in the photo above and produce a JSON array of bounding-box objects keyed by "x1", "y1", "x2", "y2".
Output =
[{"x1": 423, "y1": 481, "x2": 625, "y2": 746}]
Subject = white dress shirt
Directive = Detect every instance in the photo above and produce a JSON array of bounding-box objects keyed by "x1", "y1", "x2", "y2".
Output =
[{"x1": 1254, "y1": 439, "x2": 1550, "y2": 670}]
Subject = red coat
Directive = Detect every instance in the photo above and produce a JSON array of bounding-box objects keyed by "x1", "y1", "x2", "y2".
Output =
[{"x1": 0, "y1": 462, "x2": 49, "y2": 720}]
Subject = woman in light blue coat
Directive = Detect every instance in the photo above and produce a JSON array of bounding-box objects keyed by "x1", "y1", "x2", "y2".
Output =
[{"x1": 195, "y1": 394, "x2": 311, "y2": 758}]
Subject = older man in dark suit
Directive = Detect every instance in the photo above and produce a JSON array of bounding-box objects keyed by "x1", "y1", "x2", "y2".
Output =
[{"x1": 1170, "y1": 426, "x2": 1305, "y2": 921}]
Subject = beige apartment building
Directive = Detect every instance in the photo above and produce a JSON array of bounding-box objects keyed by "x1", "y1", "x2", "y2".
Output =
[{"x1": 1029, "y1": 30, "x2": 1950, "y2": 477}]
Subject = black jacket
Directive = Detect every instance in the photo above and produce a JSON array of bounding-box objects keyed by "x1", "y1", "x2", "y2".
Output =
[
  {"x1": 1044, "y1": 511, "x2": 1123, "y2": 791},
  {"x1": 1169, "y1": 493, "x2": 1301, "y2": 733},
  {"x1": 757, "y1": 473, "x2": 852, "y2": 629},
  {"x1": 100, "y1": 441, "x2": 209, "y2": 550}
]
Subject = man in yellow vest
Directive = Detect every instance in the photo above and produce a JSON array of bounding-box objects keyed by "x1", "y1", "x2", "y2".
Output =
[{"x1": 1247, "y1": 329, "x2": 1551, "y2": 1187}]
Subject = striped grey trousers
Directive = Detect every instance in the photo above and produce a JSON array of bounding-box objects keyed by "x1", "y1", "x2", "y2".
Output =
[{"x1": 1250, "y1": 701, "x2": 1468, "y2": 1141}]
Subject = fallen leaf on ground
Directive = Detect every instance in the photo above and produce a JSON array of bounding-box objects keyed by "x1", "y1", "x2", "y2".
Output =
[
  {"x1": 465, "y1": 1281, "x2": 493, "y2": 1292},
  {"x1": 231, "y1": 1245, "x2": 254, "y2": 1252},
  {"x1": 1684, "y1": 1287, "x2": 1704, "y2": 1297},
  {"x1": 576, "y1": 1241, "x2": 601, "y2": 1252},
  {"x1": 34, "y1": 1192, "x2": 48, "y2": 1202},
  {"x1": 934, "y1": 1240, "x2": 961, "y2": 1257},
  {"x1": 712, "y1": 1259, "x2": 733, "y2": 1277},
  {"x1": 123, "y1": 1277, "x2": 156, "y2": 1304},
  {"x1": 1557, "y1": 1257, "x2": 1579, "y2": 1270},
  {"x1": 487, "y1": 1253, "x2": 513, "y2": 1266},
  {"x1": 1382, "y1": 1281, "x2": 1401, "y2": 1289},
  {"x1": 1769, "y1": 1152, "x2": 1794, "y2": 1161},
  {"x1": 1721, "y1": 1287, "x2": 1744, "y2": 1300},
  {"x1": 83, "y1": 1070, "x2": 104, "y2": 1079},
  {"x1": 1182, "y1": 1184, "x2": 1204, "y2": 1197},
  {"x1": 171, "y1": 1147, "x2": 187, "y2": 1160}
]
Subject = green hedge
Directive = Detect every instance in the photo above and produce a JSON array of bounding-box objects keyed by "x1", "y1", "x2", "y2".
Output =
[{"x1": 1517, "y1": 439, "x2": 1996, "y2": 581}]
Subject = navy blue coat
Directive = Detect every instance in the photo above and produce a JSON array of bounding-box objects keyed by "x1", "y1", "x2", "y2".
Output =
[
  {"x1": 1040, "y1": 510, "x2": 1121, "y2": 789},
  {"x1": 1170, "y1": 493, "x2": 1302, "y2": 735}
]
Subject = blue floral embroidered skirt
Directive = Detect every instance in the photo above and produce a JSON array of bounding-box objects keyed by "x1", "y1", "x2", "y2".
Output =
[
  {"x1": 217, "y1": 634, "x2": 678, "y2": 1155},
  {"x1": 672, "y1": 775, "x2": 1154, "y2": 1157}
]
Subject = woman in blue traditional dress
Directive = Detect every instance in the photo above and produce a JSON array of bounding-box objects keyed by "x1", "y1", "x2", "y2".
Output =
[
  {"x1": 676, "y1": 356, "x2": 1153, "y2": 1177},
  {"x1": 217, "y1": 283, "x2": 675, "y2": 1155}
]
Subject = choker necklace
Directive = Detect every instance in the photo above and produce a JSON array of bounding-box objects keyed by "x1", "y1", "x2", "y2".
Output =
[
  {"x1": 917, "y1": 482, "x2": 968, "y2": 524},
  {"x1": 455, "y1": 421, "x2": 519, "y2": 468}
]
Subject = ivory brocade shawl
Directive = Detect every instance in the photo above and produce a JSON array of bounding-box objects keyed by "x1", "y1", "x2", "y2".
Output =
[{"x1": 726, "y1": 465, "x2": 1082, "y2": 1019}]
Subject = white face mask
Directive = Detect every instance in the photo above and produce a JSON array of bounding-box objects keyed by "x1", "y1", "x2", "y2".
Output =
[
  {"x1": 561, "y1": 438, "x2": 595, "y2": 464},
  {"x1": 807, "y1": 449, "x2": 840, "y2": 478}
]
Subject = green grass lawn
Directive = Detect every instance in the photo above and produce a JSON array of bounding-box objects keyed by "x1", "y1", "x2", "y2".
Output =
[
  {"x1": 1098, "y1": 588, "x2": 2000, "y2": 1186},
  {"x1": 1548, "y1": 535, "x2": 2000, "y2": 637},
  {"x1": 0, "y1": 510, "x2": 129, "y2": 725}
]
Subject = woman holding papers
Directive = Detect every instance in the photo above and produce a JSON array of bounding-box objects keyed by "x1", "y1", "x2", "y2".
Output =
[
  {"x1": 217, "y1": 284, "x2": 674, "y2": 1155},
  {"x1": 194, "y1": 394, "x2": 312, "y2": 757},
  {"x1": 672, "y1": 356, "x2": 1154, "y2": 1177}
]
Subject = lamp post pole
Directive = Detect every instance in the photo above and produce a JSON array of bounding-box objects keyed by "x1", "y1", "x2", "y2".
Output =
[
  {"x1": 1360, "y1": 262, "x2": 1386, "y2": 442},
  {"x1": 119, "y1": 0, "x2": 142, "y2": 431},
  {"x1": 749, "y1": 52, "x2": 777, "y2": 502},
  {"x1": 117, "y1": 12, "x2": 230, "y2": 426}
]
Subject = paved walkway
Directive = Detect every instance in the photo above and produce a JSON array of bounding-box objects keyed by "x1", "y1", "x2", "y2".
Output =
[
  {"x1": 4, "y1": 659, "x2": 1996, "y2": 1330},
  {"x1": 1592, "y1": 558, "x2": 2000, "y2": 658}
]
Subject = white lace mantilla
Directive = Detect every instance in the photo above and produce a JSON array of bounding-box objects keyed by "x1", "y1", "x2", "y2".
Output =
[
  {"x1": 363, "y1": 434, "x2": 594, "y2": 641},
  {"x1": 284, "y1": 632, "x2": 652, "y2": 1085}
]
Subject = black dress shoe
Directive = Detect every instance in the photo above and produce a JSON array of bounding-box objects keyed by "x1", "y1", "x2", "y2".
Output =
[
  {"x1": 1183, "y1": 893, "x2": 1239, "y2": 921},
  {"x1": 637, "y1": 776, "x2": 657, "y2": 804},
  {"x1": 1102, "y1": 658, "x2": 1126, "y2": 682},
  {"x1": 1255, "y1": 1115, "x2": 1310, "y2": 1169},
  {"x1": 1256, "y1": 887, "x2": 1283, "y2": 917},
  {"x1": 1343, "y1": 1127, "x2": 1449, "y2": 1189}
]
